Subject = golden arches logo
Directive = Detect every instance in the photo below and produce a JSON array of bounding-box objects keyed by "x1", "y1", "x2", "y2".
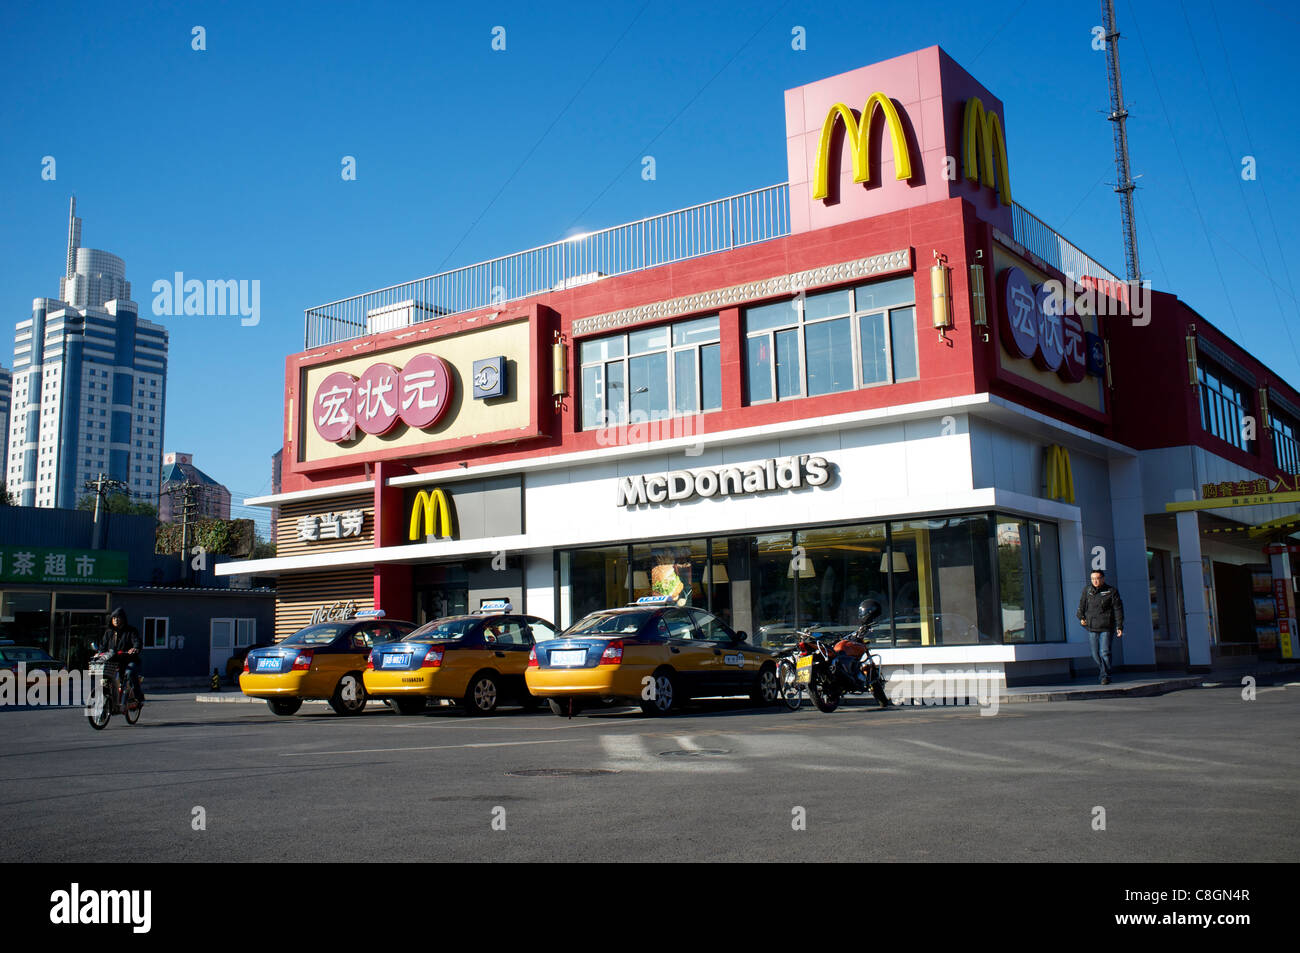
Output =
[
  {"x1": 1045, "y1": 445, "x2": 1075, "y2": 504},
  {"x1": 962, "y1": 97, "x2": 1012, "y2": 205},
  {"x1": 812, "y1": 92, "x2": 914, "y2": 201},
  {"x1": 409, "y1": 488, "x2": 454, "y2": 542}
]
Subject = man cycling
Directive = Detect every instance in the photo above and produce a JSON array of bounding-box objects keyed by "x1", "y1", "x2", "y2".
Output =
[{"x1": 102, "y1": 607, "x2": 144, "y2": 705}]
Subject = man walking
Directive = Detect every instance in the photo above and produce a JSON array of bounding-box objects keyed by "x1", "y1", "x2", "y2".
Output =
[{"x1": 1078, "y1": 570, "x2": 1123, "y2": 684}]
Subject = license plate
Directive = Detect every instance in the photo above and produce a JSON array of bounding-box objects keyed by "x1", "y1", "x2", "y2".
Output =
[
  {"x1": 795, "y1": 655, "x2": 813, "y2": 685},
  {"x1": 256, "y1": 657, "x2": 280, "y2": 671},
  {"x1": 549, "y1": 649, "x2": 587, "y2": 667},
  {"x1": 385, "y1": 654, "x2": 411, "y2": 668}
]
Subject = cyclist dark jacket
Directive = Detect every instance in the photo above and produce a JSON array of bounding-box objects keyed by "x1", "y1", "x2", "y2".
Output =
[
  {"x1": 102, "y1": 610, "x2": 142, "y2": 664},
  {"x1": 1077, "y1": 583, "x2": 1124, "y2": 632}
]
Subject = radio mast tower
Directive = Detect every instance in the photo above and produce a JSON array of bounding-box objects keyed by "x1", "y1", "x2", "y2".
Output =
[{"x1": 1102, "y1": 0, "x2": 1141, "y2": 282}]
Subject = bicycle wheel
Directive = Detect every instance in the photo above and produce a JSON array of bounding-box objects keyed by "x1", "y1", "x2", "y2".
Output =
[
  {"x1": 777, "y1": 660, "x2": 802, "y2": 711},
  {"x1": 87, "y1": 677, "x2": 111, "y2": 730},
  {"x1": 123, "y1": 684, "x2": 143, "y2": 724}
]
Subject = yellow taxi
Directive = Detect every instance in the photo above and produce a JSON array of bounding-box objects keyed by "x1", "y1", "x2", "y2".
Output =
[
  {"x1": 240, "y1": 614, "x2": 417, "y2": 716},
  {"x1": 362, "y1": 602, "x2": 559, "y2": 715},
  {"x1": 525, "y1": 596, "x2": 782, "y2": 716}
]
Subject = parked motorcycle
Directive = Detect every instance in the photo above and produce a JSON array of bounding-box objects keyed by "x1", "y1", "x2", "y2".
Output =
[
  {"x1": 776, "y1": 601, "x2": 890, "y2": 712},
  {"x1": 87, "y1": 644, "x2": 143, "y2": 730}
]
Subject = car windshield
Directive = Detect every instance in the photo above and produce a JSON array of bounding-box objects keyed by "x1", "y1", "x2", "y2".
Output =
[
  {"x1": 564, "y1": 610, "x2": 654, "y2": 637},
  {"x1": 0, "y1": 647, "x2": 53, "y2": 662},
  {"x1": 406, "y1": 618, "x2": 478, "y2": 642},
  {"x1": 280, "y1": 623, "x2": 352, "y2": 646}
]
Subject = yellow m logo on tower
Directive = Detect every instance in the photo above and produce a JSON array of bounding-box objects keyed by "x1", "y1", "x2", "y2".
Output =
[
  {"x1": 963, "y1": 97, "x2": 1012, "y2": 205},
  {"x1": 812, "y1": 92, "x2": 914, "y2": 201},
  {"x1": 1044, "y1": 445, "x2": 1075, "y2": 504},
  {"x1": 409, "y1": 488, "x2": 455, "y2": 541}
]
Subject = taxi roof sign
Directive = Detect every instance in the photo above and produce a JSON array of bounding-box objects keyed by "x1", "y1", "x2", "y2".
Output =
[
  {"x1": 474, "y1": 600, "x2": 513, "y2": 614},
  {"x1": 355, "y1": 609, "x2": 386, "y2": 619},
  {"x1": 632, "y1": 595, "x2": 674, "y2": 606}
]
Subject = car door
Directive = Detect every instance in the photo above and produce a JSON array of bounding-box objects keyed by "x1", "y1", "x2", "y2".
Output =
[
  {"x1": 486, "y1": 616, "x2": 532, "y2": 697},
  {"x1": 661, "y1": 608, "x2": 713, "y2": 698},
  {"x1": 690, "y1": 608, "x2": 750, "y2": 694}
]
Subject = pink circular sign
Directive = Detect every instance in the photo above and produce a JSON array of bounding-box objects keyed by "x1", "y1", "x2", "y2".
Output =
[
  {"x1": 1033, "y1": 284, "x2": 1064, "y2": 372},
  {"x1": 397, "y1": 353, "x2": 454, "y2": 429},
  {"x1": 313, "y1": 372, "x2": 358, "y2": 442},
  {"x1": 355, "y1": 362, "x2": 402, "y2": 436},
  {"x1": 1058, "y1": 313, "x2": 1087, "y2": 382}
]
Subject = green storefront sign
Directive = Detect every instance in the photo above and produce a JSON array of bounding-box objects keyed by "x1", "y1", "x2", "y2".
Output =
[{"x1": 0, "y1": 546, "x2": 128, "y2": 586}]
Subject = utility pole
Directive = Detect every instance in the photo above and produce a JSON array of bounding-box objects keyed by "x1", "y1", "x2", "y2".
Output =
[
  {"x1": 164, "y1": 480, "x2": 202, "y2": 579},
  {"x1": 1102, "y1": 0, "x2": 1141, "y2": 283},
  {"x1": 83, "y1": 472, "x2": 127, "y2": 550}
]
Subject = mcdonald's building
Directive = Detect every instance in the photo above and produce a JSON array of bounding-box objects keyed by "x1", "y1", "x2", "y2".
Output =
[{"x1": 219, "y1": 46, "x2": 1300, "y2": 678}]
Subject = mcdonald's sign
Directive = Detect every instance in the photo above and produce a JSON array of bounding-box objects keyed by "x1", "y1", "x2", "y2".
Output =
[
  {"x1": 962, "y1": 97, "x2": 1011, "y2": 205},
  {"x1": 408, "y1": 488, "x2": 455, "y2": 542},
  {"x1": 1044, "y1": 445, "x2": 1075, "y2": 504},
  {"x1": 812, "y1": 92, "x2": 915, "y2": 201}
]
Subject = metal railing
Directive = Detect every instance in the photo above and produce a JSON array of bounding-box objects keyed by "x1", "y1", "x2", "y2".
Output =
[
  {"x1": 1010, "y1": 203, "x2": 1122, "y2": 285},
  {"x1": 303, "y1": 182, "x2": 1118, "y2": 347},
  {"x1": 303, "y1": 184, "x2": 789, "y2": 348}
]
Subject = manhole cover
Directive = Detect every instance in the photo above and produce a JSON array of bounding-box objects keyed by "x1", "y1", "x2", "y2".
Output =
[
  {"x1": 506, "y1": 768, "x2": 620, "y2": 778},
  {"x1": 658, "y1": 749, "x2": 731, "y2": 758}
]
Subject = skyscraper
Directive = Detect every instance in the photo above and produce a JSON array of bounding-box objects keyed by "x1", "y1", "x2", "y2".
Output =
[
  {"x1": 0, "y1": 365, "x2": 11, "y2": 491},
  {"x1": 6, "y1": 198, "x2": 168, "y2": 508}
]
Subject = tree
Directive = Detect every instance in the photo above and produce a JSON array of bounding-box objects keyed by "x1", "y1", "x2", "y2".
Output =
[
  {"x1": 0, "y1": 481, "x2": 15, "y2": 506},
  {"x1": 76, "y1": 492, "x2": 158, "y2": 518}
]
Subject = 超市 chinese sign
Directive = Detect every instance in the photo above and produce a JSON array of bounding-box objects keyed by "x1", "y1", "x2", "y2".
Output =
[{"x1": 0, "y1": 547, "x2": 128, "y2": 586}]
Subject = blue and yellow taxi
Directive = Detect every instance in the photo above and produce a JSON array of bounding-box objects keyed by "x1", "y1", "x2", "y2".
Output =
[
  {"x1": 525, "y1": 596, "x2": 781, "y2": 716},
  {"x1": 240, "y1": 613, "x2": 417, "y2": 716},
  {"x1": 362, "y1": 602, "x2": 558, "y2": 715}
]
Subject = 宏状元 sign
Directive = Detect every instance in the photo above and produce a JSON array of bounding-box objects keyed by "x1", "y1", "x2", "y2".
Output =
[
  {"x1": 617, "y1": 455, "x2": 833, "y2": 507},
  {"x1": 314, "y1": 353, "x2": 454, "y2": 443}
]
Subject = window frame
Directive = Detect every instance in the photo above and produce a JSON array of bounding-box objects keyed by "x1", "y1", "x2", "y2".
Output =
[
  {"x1": 142, "y1": 616, "x2": 169, "y2": 650},
  {"x1": 744, "y1": 277, "x2": 918, "y2": 406},
  {"x1": 578, "y1": 315, "x2": 722, "y2": 430}
]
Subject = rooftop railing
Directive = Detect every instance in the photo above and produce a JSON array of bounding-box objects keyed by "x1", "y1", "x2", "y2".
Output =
[{"x1": 303, "y1": 183, "x2": 1119, "y2": 348}]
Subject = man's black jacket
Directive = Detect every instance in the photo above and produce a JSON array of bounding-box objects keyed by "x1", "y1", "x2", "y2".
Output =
[
  {"x1": 102, "y1": 623, "x2": 141, "y2": 658},
  {"x1": 1077, "y1": 583, "x2": 1124, "y2": 631}
]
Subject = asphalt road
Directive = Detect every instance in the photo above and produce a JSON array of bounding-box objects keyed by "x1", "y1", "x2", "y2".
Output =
[{"x1": 1, "y1": 682, "x2": 1296, "y2": 862}]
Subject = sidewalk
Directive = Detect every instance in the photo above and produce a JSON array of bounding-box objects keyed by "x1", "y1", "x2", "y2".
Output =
[{"x1": 998, "y1": 662, "x2": 1296, "y2": 704}]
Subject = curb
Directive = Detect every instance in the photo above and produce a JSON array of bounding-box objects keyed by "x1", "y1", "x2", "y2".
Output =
[{"x1": 998, "y1": 676, "x2": 1205, "y2": 704}]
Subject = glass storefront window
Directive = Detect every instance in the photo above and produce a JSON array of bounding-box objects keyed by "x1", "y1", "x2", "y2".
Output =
[
  {"x1": 559, "y1": 511, "x2": 1063, "y2": 648},
  {"x1": 1, "y1": 591, "x2": 53, "y2": 653}
]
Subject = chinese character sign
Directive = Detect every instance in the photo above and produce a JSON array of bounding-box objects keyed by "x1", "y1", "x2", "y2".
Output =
[
  {"x1": 1059, "y1": 313, "x2": 1086, "y2": 382},
  {"x1": 0, "y1": 546, "x2": 127, "y2": 585},
  {"x1": 999, "y1": 267, "x2": 1038, "y2": 360},
  {"x1": 313, "y1": 372, "x2": 358, "y2": 443},
  {"x1": 296, "y1": 509, "x2": 366, "y2": 543},
  {"x1": 311, "y1": 353, "x2": 456, "y2": 443},
  {"x1": 1033, "y1": 283, "x2": 1064, "y2": 372}
]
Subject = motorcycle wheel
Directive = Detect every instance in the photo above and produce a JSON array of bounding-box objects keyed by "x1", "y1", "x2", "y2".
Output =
[
  {"x1": 871, "y1": 679, "x2": 890, "y2": 708},
  {"x1": 777, "y1": 661, "x2": 802, "y2": 711},
  {"x1": 809, "y1": 673, "x2": 840, "y2": 713}
]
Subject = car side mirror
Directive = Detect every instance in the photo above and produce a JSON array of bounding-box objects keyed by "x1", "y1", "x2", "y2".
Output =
[{"x1": 735, "y1": 631, "x2": 748, "y2": 643}]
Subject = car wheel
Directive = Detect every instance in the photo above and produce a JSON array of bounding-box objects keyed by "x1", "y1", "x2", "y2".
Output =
[
  {"x1": 329, "y1": 674, "x2": 367, "y2": 716},
  {"x1": 547, "y1": 698, "x2": 584, "y2": 717},
  {"x1": 391, "y1": 697, "x2": 426, "y2": 716},
  {"x1": 639, "y1": 669, "x2": 678, "y2": 716},
  {"x1": 749, "y1": 664, "x2": 780, "y2": 706},
  {"x1": 463, "y1": 672, "x2": 500, "y2": 715}
]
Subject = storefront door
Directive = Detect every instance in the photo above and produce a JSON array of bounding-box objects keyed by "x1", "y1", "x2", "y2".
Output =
[{"x1": 52, "y1": 609, "x2": 108, "y2": 671}]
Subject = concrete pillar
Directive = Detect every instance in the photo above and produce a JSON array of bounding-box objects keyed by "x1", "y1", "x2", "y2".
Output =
[
  {"x1": 1174, "y1": 488, "x2": 1212, "y2": 670},
  {"x1": 1058, "y1": 510, "x2": 1089, "y2": 649},
  {"x1": 1109, "y1": 455, "x2": 1154, "y2": 667}
]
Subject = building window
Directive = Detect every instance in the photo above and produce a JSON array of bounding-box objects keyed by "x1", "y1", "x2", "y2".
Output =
[
  {"x1": 580, "y1": 315, "x2": 722, "y2": 429},
  {"x1": 143, "y1": 617, "x2": 169, "y2": 649},
  {"x1": 1272, "y1": 410, "x2": 1300, "y2": 475},
  {"x1": 744, "y1": 275, "x2": 917, "y2": 404},
  {"x1": 235, "y1": 618, "x2": 256, "y2": 647},
  {"x1": 1198, "y1": 357, "x2": 1254, "y2": 453}
]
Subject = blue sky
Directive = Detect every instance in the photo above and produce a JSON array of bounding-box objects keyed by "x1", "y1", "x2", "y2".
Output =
[{"x1": 3, "y1": 0, "x2": 1298, "y2": 533}]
